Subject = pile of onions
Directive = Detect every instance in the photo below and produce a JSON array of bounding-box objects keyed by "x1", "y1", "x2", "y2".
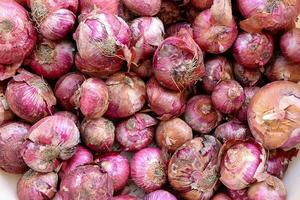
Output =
[
  {"x1": 79, "y1": 0, "x2": 123, "y2": 17},
  {"x1": 214, "y1": 120, "x2": 249, "y2": 143},
  {"x1": 280, "y1": 28, "x2": 300, "y2": 64},
  {"x1": 234, "y1": 63, "x2": 263, "y2": 87},
  {"x1": 143, "y1": 190, "x2": 177, "y2": 200},
  {"x1": 157, "y1": 1, "x2": 182, "y2": 27},
  {"x1": 122, "y1": 0, "x2": 161, "y2": 16}
]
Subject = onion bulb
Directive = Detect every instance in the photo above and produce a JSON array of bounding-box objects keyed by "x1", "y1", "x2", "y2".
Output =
[
  {"x1": 143, "y1": 190, "x2": 177, "y2": 200},
  {"x1": 280, "y1": 28, "x2": 300, "y2": 64},
  {"x1": 215, "y1": 120, "x2": 250, "y2": 143},
  {"x1": 122, "y1": 0, "x2": 161, "y2": 16}
]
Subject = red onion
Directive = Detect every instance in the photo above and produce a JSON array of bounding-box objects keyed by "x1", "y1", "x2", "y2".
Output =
[
  {"x1": 21, "y1": 115, "x2": 80, "y2": 172},
  {"x1": 193, "y1": 0, "x2": 238, "y2": 54},
  {"x1": 80, "y1": 0, "x2": 122, "y2": 18},
  {"x1": 59, "y1": 145, "x2": 93, "y2": 179},
  {"x1": 6, "y1": 70, "x2": 56, "y2": 123},
  {"x1": 105, "y1": 72, "x2": 146, "y2": 119},
  {"x1": 166, "y1": 23, "x2": 193, "y2": 37},
  {"x1": 113, "y1": 195, "x2": 138, "y2": 200},
  {"x1": 190, "y1": 0, "x2": 213, "y2": 10},
  {"x1": 234, "y1": 63, "x2": 263, "y2": 87},
  {"x1": 80, "y1": 117, "x2": 115, "y2": 152},
  {"x1": 131, "y1": 59, "x2": 153, "y2": 79},
  {"x1": 146, "y1": 77, "x2": 187, "y2": 120},
  {"x1": 201, "y1": 56, "x2": 234, "y2": 94},
  {"x1": 73, "y1": 12, "x2": 131, "y2": 78},
  {"x1": 212, "y1": 80, "x2": 245, "y2": 114},
  {"x1": 0, "y1": 93, "x2": 14, "y2": 125},
  {"x1": 58, "y1": 165, "x2": 113, "y2": 199},
  {"x1": 215, "y1": 120, "x2": 250, "y2": 143},
  {"x1": 233, "y1": 32, "x2": 274, "y2": 69},
  {"x1": 155, "y1": 118, "x2": 193, "y2": 152},
  {"x1": 227, "y1": 189, "x2": 248, "y2": 200},
  {"x1": 212, "y1": 193, "x2": 232, "y2": 200},
  {"x1": 122, "y1": 0, "x2": 161, "y2": 16},
  {"x1": 25, "y1": 38, "x2": 75, "y2": 79},
  {"x1": 219, "y1": 139, "x2": 267, "y2": 190},
  {"x1": 143, "y1": 190, "x2": 177, "y2": 200},
  {"x1": 0, "y1": 122, "x2": 30, "y2": 174},
  {"x1": 168, "y1": 136, "x2": 221, "y2": 200},
  {"x1": 131, "y1": 147, "x2": 167, "y2": 192},
  {"x1": 116, "y1": 113, "x2": 157, "y2": 152},
  {"x1": 247, "y1": 175, "x2": 286, "y2": 200},
  {"x1": 248, "y1": 81, "x2": 300, "y2": 149},
  {"x1": 184, "y1": 95, "x2": 222, "y2": 134},
  {"x1": 157, "y1": 1, "x2": 181, "y2": 27},
  {"x1": 153, "y1": 29, "x2": 205, "y2": 91},
  {"x1": 280, "y1": 28, "x2": 300, "y2": 64},
  {"x1": 54, "y1": 111, "x2": 79, "y2": 126},
  {"x1": 17, "y1": 170, "x2": 58, "y2": 200},
  {"x1": 95, "y1": 152, "x2": 130, "y2": 191},
  {"x1": 73, "y1": 78, "x2": 109, "y2": 119}
]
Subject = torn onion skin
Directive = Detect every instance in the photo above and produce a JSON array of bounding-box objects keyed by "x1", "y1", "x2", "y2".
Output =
[
  {"x1": 212, "y1": 193, "x2": 232, "y2": 200},
  {"x1": 143, "y1": 190, "x2": 177, "y2": 200},
  {"x1": 214, "y1": 120, "x2": 250, "y2": 143},
  {"x1": 248, "y1": 81, "x2": 300, "y2": 150},
  {"x1": 122, "y1": 0, "x2": 161, "y2": 16},
  {"x1": 280, "y1": 28, "x2": 300, "y2": 64}
]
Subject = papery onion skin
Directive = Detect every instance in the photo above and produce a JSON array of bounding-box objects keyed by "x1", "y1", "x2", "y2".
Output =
[
  {"x1": 184, "y1": 95, "x2": 222, "y2": 134},
  {"x1": 146, "y1": 77, "x2": 187, "y2": 120},
  {"x1": 54, "y1": 111, "x2": 79, "y2": 126},
  {"x1": 6, "y1": 70, "x2": 56, "y2": 123},
  {"x1": 219, "y1": 139, "x2": 267, "y2": 190},
  {"x1": 166, "y1": 23, "x2": 193, "y2": 37},
  {"x1": 155, "y1": 118, "x2": 193, "y2": 152},
  {"x1": 214, "y1": 120, "x2": 250, "y2": 143},
  {"x1": 248, "y1": 81, "x2": 300, "y2": 150},
  {"x1": 80, "y1": 117, "x2": 115, "y2": 152},
  {"x1": 21, "y1": 116, "x2": 80, "y2": 173},
  {"x1": 212, "y1": 80, "x2": 245, "y2": 114},
  {"x1": 113, "y1": 195, "x2": 138, "y2": 200},
  {"x1": 0, "y1": 122, "x2": 30, "y2": 174},
  {"x1": 227, "y1": 189, "x2": 248, "y2": 200},
  {"x1": 280, "y1": 28, "x2": 300, "y2": 64},
  {"x1": 95, "y1": 152, "x2": 130, "y2": 191},
  {"x1": 17, "y1": 170, "x2": 58, "y2": 200},
  {"x1": 116, "y1": 113, "x2": 157, "y2": 152},
  {"x1": 190, "y1": 0, "x2": 213, "y2": 10},
  {"x1": 234, "y1": 63, "x2": 262, "y2": 87},
  {"x1": 212, "y1": 193, "x2": 232, "y2": 200},
  {"x1": 131, "y1": 59, "x2": 153, "y2": 79},
  {"x1": 105, "y1": 72, "x2": 146, "y2": 119},
  {"x1": 131, "y1": 147, "x2": 167, "y2": 192},
  {"x1": 157, "y1": 1, "x2": 181, "y2": 27},
  {"x1": 58, "y1": 165, "x2": 113, "y2": 200},
  {"x1": 25, "y1": 38, "x2": 75, "y2": 80},
  {"x1": 79, "y1": 0, "x2": 123, "y2": 17},
  {"x1": 143, "y1": 190, "x2": 177, "y2": 200},
  {"x1": 0, "y1": 93, "x2": 14, "y2": 125},
  {"x1": 247, "y1": 175, "x2": 286, "y2": 200},
  {"x1": 122, "y1": 0, "x2": 161, "y2": 16},
  {"x1": 233, "y1": 32, "x2": 274, "y2": 69}
]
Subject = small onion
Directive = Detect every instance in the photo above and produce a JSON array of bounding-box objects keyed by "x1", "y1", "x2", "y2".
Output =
[
  {"x1": 143, "y1": 190, "x2": 177, "y2": 200},
  {"x1": 227, "y1": 189, "x2": 248, "y2": 200},
  {"x1": 280, "y1": 28, "x2": 300, "y2": 64},
  {"x1": 157, "y1": 1, "x2": 181, "y2": 27},
  {"x1": 131, "y1": 59, "x2": 153, "y2": 79},
  {"x1": 146, "y1": 77, "x2": 187, "y2": 120},
  {"x1": 166, "y1": 23, "x2": 193, "y2": 37},
  {"x1": 247, "y1": 175, "x2": 286, "y2": 200},
  {"x1": 155, "y1": 118, "x2": 193, "y2": 152},
  {"x1": 21, "y1": 116, "x2": 80, "y2": 172},
  {"x1": 219, "y1": 139, "x2": 267, "y2": 190},
  {"x1": 79, "y1": 0, "x2": 123, "y2": 17},
  {"x1": 25, "y1": 38, "x2": 75, "y2": 79},
  {"x1": 54, "y1": 111, "x2": 79, "y2": 126},
  {"x1": 105, "y1": 72, "x2": 146, "y2": 119},
  {"x1": 211, "y1": 80, "x2": 245, "y2": 114},
  {"x1": 131, "y1": 147, "x2": 167, "y2": 192},
  {"x1": 190, "y1": 0, "x2": 213, "y2": 10},
  {"x1": 95, "y1": 152, "x2": 130, "y2": 191},
  {"x1": 116, "y1": 113, "x2": 157, "y2": 152},
  {"x1": 168, "y1": 136, "x2": 221, "y2": 200},
  {"x1": 122, "y1": 0, "x2": 161, "y2": 16},
  {"x1": 80, "y1": 117, "x2": 115, "y2": 152},
  {"x1": 6, "y1": 70, "x2": 56, "y2": 123},
  {"x1": 184, "y1": 95, "x2": 222, "y2": 134},
  {"x1": 234, "y1": 63, "x2": 263, "y2": 87},
  {"x1": 0, "y1": 93, "x2": 14, "y2": 125},
  {"x1": 17, "y1": 170, "x2": 58, "y2": 200},
  {"x1": 0, "y1": 122, "x2": 30, "y2": 174},
  {"x1": 212, "y1": 193, "x2": 232, "y2": 200},
  {"x1": 113, "y1": 195, "x2": 138, "y2": 200},
  {"x1": 214, "y1": 120, "x2": 250, "y2": 143}
]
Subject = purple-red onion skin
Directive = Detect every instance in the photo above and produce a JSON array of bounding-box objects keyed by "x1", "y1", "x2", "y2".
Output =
[
  {"x1": 116, "y1": 113, "x2": 157, "y2": 152},
  {"x1": 0, "y1": 122, "x2": 30, "y2": 174},
  {"x1": 143, "y1": 190, "x2": 177, "y2": 200},
  {"x1": 166, "y1": 23, "x2": 193, "y2": 37},
  {"x1": 280, "y1": 28, "x2": 300, "y2": 64},
  {"x1": 234, "y1": 63, "x2": 263, "y2": 87},
  {"x1": 0, "y1": 93, "x2": 14, "y2": 125},
  {"x1": 190, "y1": 0, "x2": 213, "y2": 10},
  {"x1": 227, "y1": 189, "x2": 248, "y2": 200},
  {"x1": 122, "y1": 0, "x2": 161, "y2": 16},
  {"x1": 131, "y1": 59, "x2": 153, "y2": 79},
  {"x1": 168, "y1": 136, "x2": 221, "y2": 200},
  {"x1": 215, "y1": 120, "x2": 250, "y2": 143},
  {"x1": 131, "y1": 147, "x2": 167, "y2": 192},
  {"x1": 79, "y1": 0, "x2": 123, "y2": 17},
  {"x1": 157, "y1": 1, "x2": 181, "y2": 27},
  {"x1": 54, "y1": 111, "x2": 79, "y2": 126},
  {"x1": 17, "y1": 170, "x2": 58, "y2": 200},
  {"x1": 212, "y1": 193, "x2": 232, "y2": 200},
  {"x1": 113, "y1": 195, "x2": 138, "y2": 200}
]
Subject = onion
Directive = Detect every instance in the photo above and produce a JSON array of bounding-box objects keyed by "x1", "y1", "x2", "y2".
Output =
[
  {"x1": 219, "y1": 139, "x2": 267, "y2": 190},
  {"x1": 59, "y1": 145, "x2": 93, "y2": 179},
  {"x1": 214, "y1": 120, "x2": 250, "y2": 143},
  {"x1": 233, "y1": 32, "x2": 274, "y2": 69},
  {"x1": 155, "y1": 118, "x2": 193, "y2": 152},
  {"x1": 190, "y1": 0, "x2": 213, "y2": 10},
  {"x1": 58, "y1": 165, "x2": 113, "y2": 199},
  {"x1": 248, "y1": 81, "x2": 300, "y2": 149},
  {"x1": 201, "y1": 56, "x2": 234, "y2": 94},
  {"x1": 6, "y1": 70, "x2": 56, "y2": 123},
  {"x1": 0, "y1": 93, "x2": 14, "y2": 125},
  {"x1": 73, "y1": 78, "x2": 109, "y2": 119},
  {"x1": 146, "y1": 77, "x2": 187, "y2": 120},
  {"x1": 73, "y1": 12, "x2": 131, "y2": 78},
  {"x1": 212, "y1": 193, "x2": 232, "y2": 200},
  {"x1": 166, "y1": 23, "x2": 193, "y2": 37},
  {"x1": 143, "y1": 190, "x2": 177, "y2": 200},
  {"x1": 168, "y1": 136, "x2": 221, "y2": 200},
  {"x1": 212, "y1": 80, "x2": 245, "y2": 114},
  {"x1": 54, "y1": 111, "x2": 79, "y2": 126},
  {"x1": 21, "y1": 115, "x2": 80, "y2": 172},
  {"x1": 157, "y1": 1, "x2": 181, "y2": 27},
  {"x1": 234, "y1": 63, "x2": 263, "y2": 87},
  {"x1": 15, "y1": 0, "x2": 29, "y2": 7},
  {"x1": 131, "y1": 59, "x2": 153, "y2": 79},
  {"x1": 25, "y1": 38, "x2": 75, "y2": 80},
  {"x1": 17, "y1": 170, "x2": 58, "y2": 200},
  {"x1": 105, "y1": 72, "x2": 146, "y2": 119},
  {"x1": 247, "y1": 175, "x2": 286, "y2": 200},
  {"x1": 95, "y1": 152, "x2": 130, "y2": 191},
  {"x1": 131, "y1": 147, "x2": 167, "y2": 192},
  {"x1": 113, "y1": 195, "x2": 138, "y2": 200},
  {"x1": 227, "y1": 189, "x2": 248, "y2": 200},
  {"x1": 184, "y1": 95, "x2": 222, "y2": 134},
  {"x1": 116, "y1": 113, "x2": 157, "y2": 152},
  {"x1": 80, "y1": 117, "x2": 115, "y2": 152},
  {"x1": 280, "y1": 28, "x2": 300, "y2": 64},
  {"x1": 80, "y1": 0, "x2": 123, "y2": 17},
  {"x1": 0, "y1": 122, "x2": 30, "y2": 174},
  {"x1": 122, "y1": 0, "x2": 161, "y2": 16},
  {"x1": 153, "y1": 29, "x2": 205, "y2": 91},
  {"x1": 193, "y1": 0, "x2": 238, "y2": 54}
]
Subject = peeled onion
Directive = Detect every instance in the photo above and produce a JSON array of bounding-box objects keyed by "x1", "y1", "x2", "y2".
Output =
[
  {"x1": 79, "y1": 0, "x2": 123, "y2": 17},
  {"x1": 215, "y1": 120, "x2": 250, "y2": 143},
  {"x1": 143, "y1": 190, "x2": 177, "y2": 200},
  {"x1": 280, "y1": 28, "x2": 300, "y2": 64},
  {"x1": 234, "y1": 63, "x2": 263, "y2": 87},
  {"x1": 122, "y1": 0, "x2": 161, "y2": 16}
]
